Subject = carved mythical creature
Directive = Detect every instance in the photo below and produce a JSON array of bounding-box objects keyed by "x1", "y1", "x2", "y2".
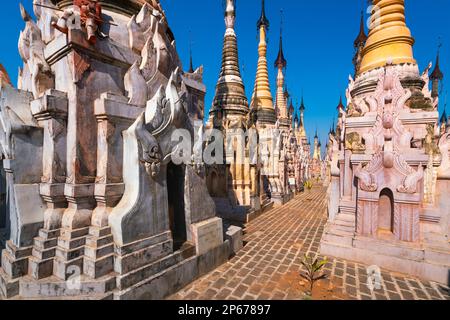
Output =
[
  {"x1": 135, "y1": 113, "x2": 161, "y2": 178},
  {"x1": 76, "y1": 0, "x2": 102, "y2": 44},
  {"x1": 51, "y1": 0, "x2": 102, "y2": 44},
  {"x1": 421, "y1": 62, "x2": 432, "y2": 100},
  {"x1": 354, "y1": 154, "x2": 381, "y2": 192},
  {"x1": 18, "y1": 4, "x2": 54, "y2": 99},
  {"x1": 125, "y1": 62, "x2": 148, "y2": 106},
  {"x1": 33, "y1": 0, "x2": 58, "y2": 43},
  {"x1": 52, "y1": 8, "x2": 76, "y2": 35},
  {"x1": 346, "y1": 74, "x2": 355, "y2": 106},
  {"x1": 127, "y1": 4, "x2": 181, "y2": 96},
  {"x1": 397, "y1": 164, "x2": 424, "y2": 194}
]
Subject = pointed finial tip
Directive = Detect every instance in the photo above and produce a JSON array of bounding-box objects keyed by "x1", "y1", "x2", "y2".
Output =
[{"x1": 19, "y1": 3, "x2": 31, "y2": 22}]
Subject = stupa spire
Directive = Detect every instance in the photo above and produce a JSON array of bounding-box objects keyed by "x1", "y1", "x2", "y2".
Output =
[
  {"x1": 358, "y1": 0, "x2": 416, "y2": 75},
  {"x1": 298, "y1": 95, "x2": 307, "y2": 138},
  {"x1": 353, "y1": 10, "x2": 367, "y2": 75},
  {"x1": 430, "y1": 42, "x2": 444, "y2": 98},
  {"x1": 275, "y1": 10, "x2": 288, "y2": 121},
  {"x1": 210, "y1": 0, "x2": 249, "y2": 117},
  {"x1": 188, "y1": 31, "x2": 194, "y2": 73},
  {"x1": 251, "y1": 0, "x2": 275, "y2": 125}
]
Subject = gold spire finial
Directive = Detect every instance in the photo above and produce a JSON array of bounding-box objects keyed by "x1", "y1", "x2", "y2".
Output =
[
  {"x1": 251, "y1": 0, "x2": 275, "y2": 124},
  {"x1": 358, "y1": 0, "x2": 416, "y2": 75}
]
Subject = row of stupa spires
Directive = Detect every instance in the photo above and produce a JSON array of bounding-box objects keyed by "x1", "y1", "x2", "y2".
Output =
[{"x1": 209, "y1": 0, "x2": 310, "y2": 142}]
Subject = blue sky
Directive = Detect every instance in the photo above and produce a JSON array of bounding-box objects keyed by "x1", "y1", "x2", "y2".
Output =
[{"x1": 1, "y1": 0, "x2": 449, "y2": 147}]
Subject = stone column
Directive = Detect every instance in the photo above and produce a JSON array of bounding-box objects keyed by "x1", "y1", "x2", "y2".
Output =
[
  {"x1": 343, "y1": 150, "x2": 353, "y2": 198},
  {"x1": 83, "y1": 93, "x2": 143, "y2": 279},
  {"x1": 28, "y1": 89, "x2": 68, "y2": 279},
  {"x1": 47, "y1": 28, "x2": 137, "y2": 280},
  {"x1": 339, "y1": 158, "x2": 345, "y2": 199}
]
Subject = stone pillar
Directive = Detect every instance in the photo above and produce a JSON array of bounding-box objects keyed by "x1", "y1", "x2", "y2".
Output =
[
  {"x1": 83, "y1": 93, "x2": 143, "y2": 279},
  {"x1": 28, "y1": 89, "x2": 68, "y2": 279},
  {"x1": 339, "y1": 158, "x2": 345, "y2": 199},
  {"x1": 47, "y1": 28, "x2": 136, "y2": 280},
  {"x1": 343, "y1": 150, "x2": 353, "y2": 198},
  {"x1": 436, "y1": 178, "x2": 450, "y2": 239},
  {"x1": 328, "y1": 175, "x2": 340, "y2": 222}
]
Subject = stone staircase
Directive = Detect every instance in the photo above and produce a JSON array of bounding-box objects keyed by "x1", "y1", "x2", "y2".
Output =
[
  {"x1": 3, "y1": 241, "x2": 199, "y2": 300},
  {"x1": 16, "y1": 273, "x2": 116, "y2": 300},
  {"x1": 321, "y1": 213, "x2": 356, "y2": 247}
]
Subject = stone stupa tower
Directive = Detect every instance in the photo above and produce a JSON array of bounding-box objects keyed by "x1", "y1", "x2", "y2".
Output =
[
  {"x1": 0, "y1": 0, "x2": 230, "y2": 300},
  {"x1": 274, "y1": 15, "x2": 289, "y2": 129},
  {"x1": 206, "y1": 0, "x2": 263, "y2": 221},
  {"x1": 209, "y1": 0, "x2": 249, "y2": 122},
  {"x1": 321, "y1": 0, "x2": 450, "y2": 285}
]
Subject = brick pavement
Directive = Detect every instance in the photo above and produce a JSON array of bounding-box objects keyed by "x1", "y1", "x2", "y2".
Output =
[{"x1": 169, "y1": 186, "x2": 450, "y2": 300}]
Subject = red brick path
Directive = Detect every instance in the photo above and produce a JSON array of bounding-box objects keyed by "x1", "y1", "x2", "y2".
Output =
[{"x1": 169, "y1": 187, "x2": 450, "y2": 300}]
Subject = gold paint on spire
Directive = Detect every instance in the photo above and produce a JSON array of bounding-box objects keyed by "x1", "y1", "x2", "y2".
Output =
[
  {"x1": 251, "y1": 1, "x2": 274, "y2": 123},
  {"x1": 358, "y1": 0, "x2": 416, "y2": 75},
  {"x1": 299, "y1": 98, "x2": 307, "y2": 138},
  {"x1": 251, "y1": 26, "x2": 274, "y2": 111}
]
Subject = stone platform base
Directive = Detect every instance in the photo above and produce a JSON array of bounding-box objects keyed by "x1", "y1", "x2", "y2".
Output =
[
  {"x1": 272, "y1": 193, "x2": 293, "y2": 207},
  {"x1": 213, "y1": 197, "x2": 273, "y2": 223},
  {"x1": 114, "y1": 241, "x2": 230, "y2": 300},
  {"x1": 321, "y1": 231, "x2": 450, "y2": 285},
  {"x1": 1, "y1": 241, "x2": 231, "y2": 300}
]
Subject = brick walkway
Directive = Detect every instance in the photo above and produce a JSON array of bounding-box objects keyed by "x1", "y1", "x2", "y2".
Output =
[{"x1": 169, "y1": 186, "x2": 450, "y2": 300}]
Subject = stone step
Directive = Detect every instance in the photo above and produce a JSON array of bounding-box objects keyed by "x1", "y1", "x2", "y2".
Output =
[
  {"x1": 33, "y1": 237, "x2": 57, "y2": 250},
  {"x1": 10, "y1": 292, "x2": 113, "y2": 300},
  {"x1": 89, "y1": 226, "x2": 112, "y2": 238},
  {"x1": 53, "y1": 256, "x2": 84, "y2": 281},
  {"x1": 321, "y1": 233, "x2": 353, "y2": 247},
  {"x1": 60, "y1": 227, "x2": 90, "y2": 239},
  {"x1": 86, "y1": 234, "x2": 114, "y2": 248},
  {"x1": 422, "y1": 231, "x2": 448, "y2": 244},
  {"x1": 332, "y1": 223, "x2": 355, "y2": 234},
  {"x1": 32, "y1": 247, "x2": 56, "y2": 260},
  {"x1": 114, "y1": 240, "x2": 173, "y2": 275},
  {"x1": 28, "y1": 256, "x2": 54, "y2": 280},
  {"x1": 55, "y1": 245, "x2": 84, "y2": 261},
  {"x1": 83, "y1": 254, "x2": 114, "y2": 279},
  {"x1": 353, "y1": 236, "x2": 425, "y2": 262},
  {"x1": 85, "y1": 243, "x2": 114, "y2": 259},
  {"x1": 1, "y1": 250, "x2": 29, "y2": 279},
  {"x1": 18, "y1": 274, "x2": 116, "y2": 298},
  {"x1": 0, "y1": 267, "x2": 19, "y2": 299},
  {"x1": 117, "y1": 252, "x2": 182, "y2": 291},
  {"x1": 116, "y1": 244, "x2": 195, "y2": 291},
  {"x1": 38, "y1": 229, "x2": 60, "y2": 240},
  {"x1": 333, "y1": 218, "x2": 355, "y2": 228},
  {"x1": 325, "y1": 226, "x2": 354, "y2": 238},
  {"x1": 57, "y1": 235, "x2": 87, "y2": 250},
  {"x1": 335, "y1": 213, "x2": 355, "y2": 223}
]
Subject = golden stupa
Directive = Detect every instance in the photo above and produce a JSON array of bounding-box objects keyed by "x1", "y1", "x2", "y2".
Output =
[{"x1": 358, "y1": 0, "x2": 416, "y2": 75}]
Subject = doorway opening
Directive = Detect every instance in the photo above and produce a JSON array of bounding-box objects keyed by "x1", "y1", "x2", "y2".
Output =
[
  {"x1": 167, "y1": 162, "x2": 187, "y2": 251},
  {"x1": 378, "y1": 188, "x2": 394, "y2": 239}
]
